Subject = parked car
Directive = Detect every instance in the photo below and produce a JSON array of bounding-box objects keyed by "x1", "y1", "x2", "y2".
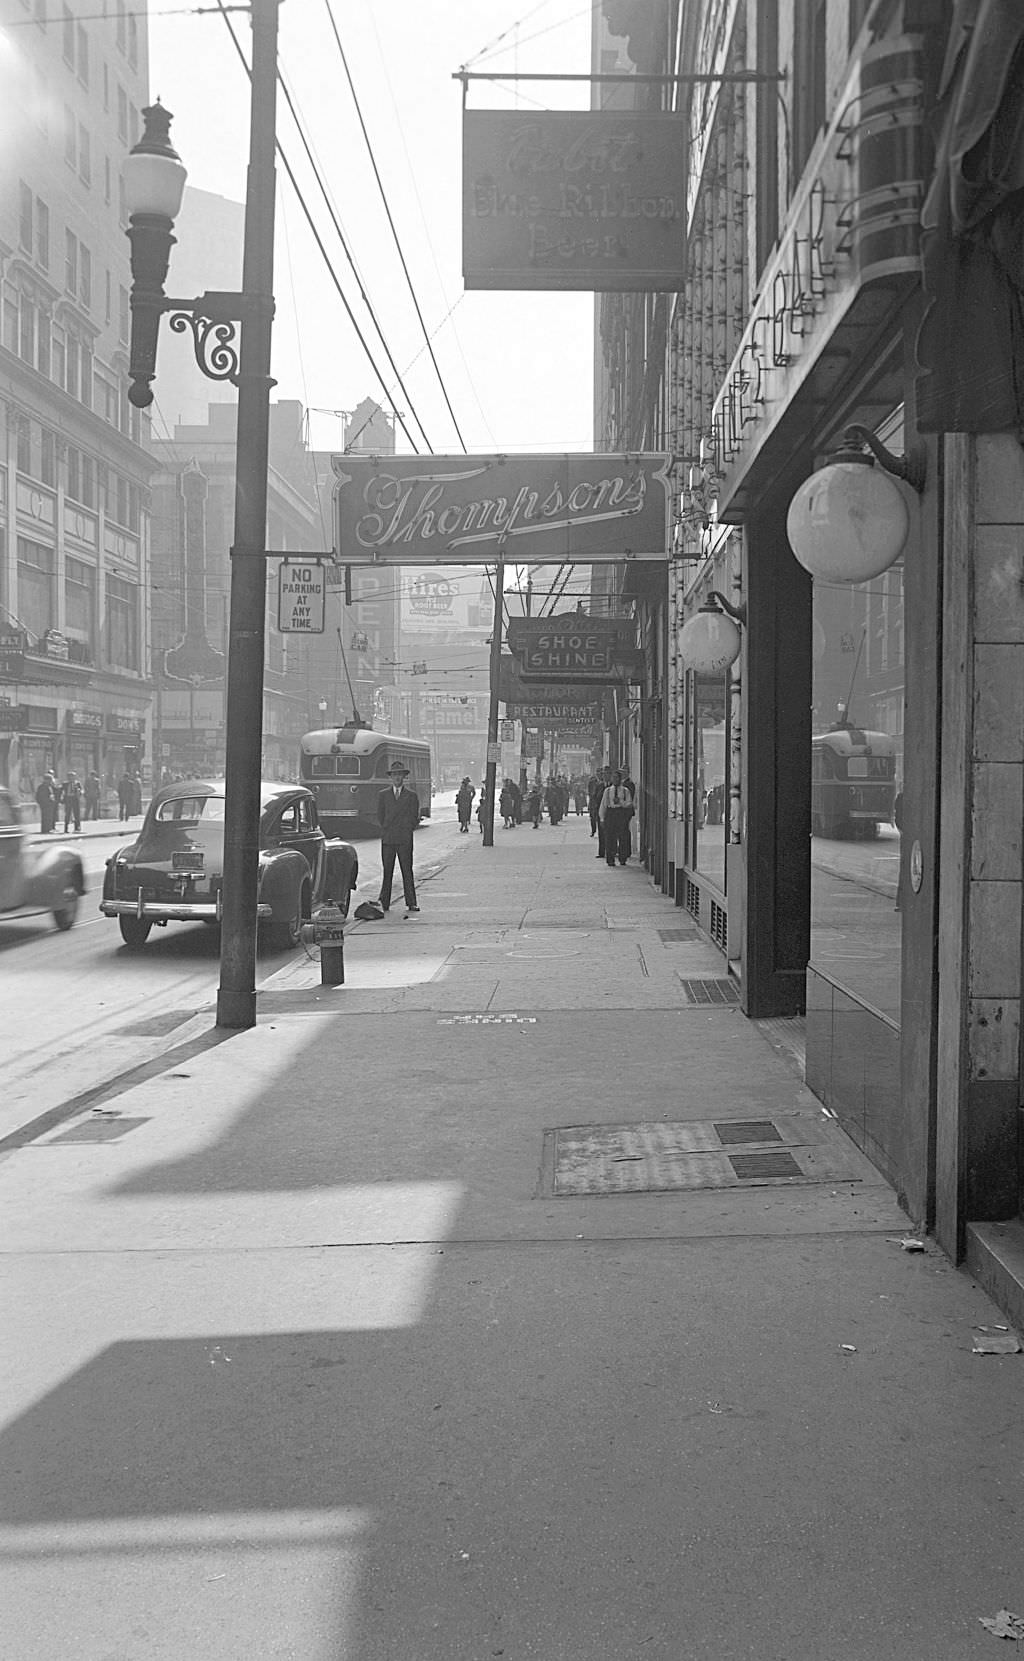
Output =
[
  {"x1": 0, "y1": 786, "x2": 85, "y2": 932},
  {"x1": 100, "y1": 779, "x2": 358, "y2": 950}
]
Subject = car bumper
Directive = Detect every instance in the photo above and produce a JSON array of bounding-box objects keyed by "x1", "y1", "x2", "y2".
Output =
[{"x1": 100, "y1": 896, "x2": 272, "y2": 923}]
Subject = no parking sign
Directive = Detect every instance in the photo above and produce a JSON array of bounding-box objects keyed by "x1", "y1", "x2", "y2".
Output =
[{"x1": 277, "y1": 562, "x2": 326, "y2": 633}]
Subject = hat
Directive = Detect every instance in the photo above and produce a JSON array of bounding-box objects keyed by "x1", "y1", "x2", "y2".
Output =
[{"x1": 388, "y1": 761, "x2": 409, "y2": 776}]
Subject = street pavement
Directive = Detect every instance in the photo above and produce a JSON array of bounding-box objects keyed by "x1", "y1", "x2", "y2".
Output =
[{"x1": 2, "y1": 812, "x2": 1023, "y2": 1660}]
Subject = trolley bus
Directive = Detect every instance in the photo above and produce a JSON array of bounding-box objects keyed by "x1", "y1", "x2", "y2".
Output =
[
  {"x1": 811, "y1": 725, "x2": 897, "y2": 838},
  {"x1": 298, "y1": 725, "x2": 432, "y2": 836}
]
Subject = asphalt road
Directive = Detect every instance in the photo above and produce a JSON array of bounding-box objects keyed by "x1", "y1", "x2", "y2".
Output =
[{"x1": 0, "y1": 802, "x2": 465, "y2": 1145}]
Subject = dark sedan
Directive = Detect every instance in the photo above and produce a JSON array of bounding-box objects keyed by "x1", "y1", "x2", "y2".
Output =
[{"x1": 100, "y1": 779, "x2": 358, "y2": 950}]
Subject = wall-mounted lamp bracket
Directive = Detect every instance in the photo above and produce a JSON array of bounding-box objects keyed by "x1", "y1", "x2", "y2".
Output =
[
  {"x1": 839, "y1": 424, "x2": 926, "y2": 493},
  {"x1": 704, "y1": 590, "x2": 747, "y2": 626}
]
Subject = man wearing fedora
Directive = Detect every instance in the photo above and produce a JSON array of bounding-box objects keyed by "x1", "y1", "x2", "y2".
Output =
[{"x1": 377, "y1": 760, "x2": 420, "y2": 914}]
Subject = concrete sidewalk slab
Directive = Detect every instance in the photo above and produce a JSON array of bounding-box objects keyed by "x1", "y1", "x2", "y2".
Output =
[{"x1": 3, "y1": 815, "x2": 1023, "y2": 1661}]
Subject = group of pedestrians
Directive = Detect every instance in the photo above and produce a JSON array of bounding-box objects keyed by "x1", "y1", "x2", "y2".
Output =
[
  {"x1": 33, "y1": 765, "x2": 143, "y2": 834},
  {"x1": 34, "y1": 769, "x2": 96, "y2": 833}
]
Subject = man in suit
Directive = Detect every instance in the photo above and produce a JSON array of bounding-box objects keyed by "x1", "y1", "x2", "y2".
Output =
[{"x1": 377, "y1": 760, "x2": 420, "y2": 914}]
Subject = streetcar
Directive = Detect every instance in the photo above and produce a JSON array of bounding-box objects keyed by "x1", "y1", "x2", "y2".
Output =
[
  {"x1": 811, "y1": 725, "x2": 897, "y2": 838},
  {"x1": 298, "y1": 725, "x2": 432, "y2": 835}
]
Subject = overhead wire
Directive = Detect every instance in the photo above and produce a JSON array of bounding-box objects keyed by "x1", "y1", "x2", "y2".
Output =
[
  {"x1": 211, "y1": 0, "x2": 425, "y2": 455},
  {"x1": 322, "y1": 0, "x2": 469, "y2": 454},
  {"x1": 275, "y1": 62, "x2": 435, "y2": 454}
]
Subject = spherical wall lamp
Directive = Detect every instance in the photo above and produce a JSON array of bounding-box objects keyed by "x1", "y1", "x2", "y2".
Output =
[
  {"x1": 678, "y1": 591, "x2": 746, "y2": 674},
  {"x1": 786, "y1": 425, "x2": 925, "y2": 584}
]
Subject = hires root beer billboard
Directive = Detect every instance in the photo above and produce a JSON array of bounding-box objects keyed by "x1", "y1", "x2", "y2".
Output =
[{"x1": 332, "y1": 453, "x2": 672, "y2": 566}]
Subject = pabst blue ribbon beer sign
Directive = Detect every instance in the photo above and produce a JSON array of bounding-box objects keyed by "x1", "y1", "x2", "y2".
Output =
[{"x1": 332, "y1": 453, "x2": 671, "y2": 566}]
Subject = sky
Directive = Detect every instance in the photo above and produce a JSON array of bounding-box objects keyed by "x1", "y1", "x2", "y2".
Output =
[{"x1": 147, "y1": 0, "x2": 597, "y2": 460}]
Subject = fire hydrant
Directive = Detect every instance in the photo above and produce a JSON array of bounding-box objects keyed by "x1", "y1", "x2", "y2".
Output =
[{"x1": 309, "y1": 898, "x2": 345, "y2": 986}]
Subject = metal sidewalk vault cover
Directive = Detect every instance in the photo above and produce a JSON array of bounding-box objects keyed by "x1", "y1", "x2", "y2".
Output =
[{"x1": 546, "y1": 1117, "x2": 862, "y2": 1196}]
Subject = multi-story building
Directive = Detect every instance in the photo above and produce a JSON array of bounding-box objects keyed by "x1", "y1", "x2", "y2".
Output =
[
  {"x1": 593, "y1": 0, "x2": 1024, "y2": 1292},
  {"x1": 148, "y1": 399, "x2": 327, "y2": 780},
  {"x1": 0, "y1": 0, "x2": 154, "y2": 801}
]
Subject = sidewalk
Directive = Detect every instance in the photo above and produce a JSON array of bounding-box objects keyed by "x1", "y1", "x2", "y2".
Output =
[{"x1": 2, "y1": 819, "x2": 1024, "y2": 1660}]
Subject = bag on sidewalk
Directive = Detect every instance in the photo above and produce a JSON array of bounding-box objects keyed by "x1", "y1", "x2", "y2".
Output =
[{"x1": 354, "y1": 900, "x2": 385, "y2": 921}]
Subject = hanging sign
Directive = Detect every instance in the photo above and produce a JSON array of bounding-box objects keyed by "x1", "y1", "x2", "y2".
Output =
[
  {"x1": 463, "y1": 110, "x2": 686, "y2": 292},
  {"x1": 506, "y1": 614, "x2": 642, "y2": 682},
  {"x1": 333, "y1": 453, "x2": 672, "y2": 566},
  {"x1": 277, "y1": 563, "x2": 326, "y2": 634}
]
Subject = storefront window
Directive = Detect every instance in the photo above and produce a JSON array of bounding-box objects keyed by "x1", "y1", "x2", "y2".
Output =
[
  {"x1": 693, "y1": 672, "x2": 728, "y2": 892},
  {"x1": 809, "y1": 564, "x2": 904, "y2": 1020}
]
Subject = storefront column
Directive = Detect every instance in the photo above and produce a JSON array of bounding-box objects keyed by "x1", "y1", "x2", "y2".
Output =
[
  {"x1": 740, "y1": 498, "x2": 812, "y2": 1017},
  {"x1": 935, "y1": 434, "x2": 1024, "y2": 1259}
]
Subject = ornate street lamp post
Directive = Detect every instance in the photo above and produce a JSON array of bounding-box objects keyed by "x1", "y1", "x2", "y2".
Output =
[{"x1": 123, "y1": 0, "x2": 281, "y2": 1029}]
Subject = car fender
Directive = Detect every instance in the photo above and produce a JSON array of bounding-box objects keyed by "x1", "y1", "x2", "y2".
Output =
[
  {"x1": 320, "y1": 839, "x2": 358, "y2": 914},
  {"x1": 22, "y1": 844, "x2": 86, "y2": 905},
  {"x1": 258, "y1": 848, "x2": 310, "y2": 920},
  {"x1": 102, "y1": 842, "x2": 137, "y2": 901}
]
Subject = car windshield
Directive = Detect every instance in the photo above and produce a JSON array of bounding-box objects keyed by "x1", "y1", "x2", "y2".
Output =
[{"x1": 155, "y1": 795, "x2": 226, "y2": 824}]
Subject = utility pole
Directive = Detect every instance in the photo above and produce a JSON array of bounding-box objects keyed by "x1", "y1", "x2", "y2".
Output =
[
  {"x1": 482, "y1": 557, "x2": 504, "y2": 848},
  {"x1": 215, "y1": 0, "x2": 279, "y2": 1030}
]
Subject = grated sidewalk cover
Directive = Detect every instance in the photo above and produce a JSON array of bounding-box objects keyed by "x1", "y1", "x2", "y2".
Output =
[{"x1": 548, "y1": 1117, "x2": 863, "y2": 1195}]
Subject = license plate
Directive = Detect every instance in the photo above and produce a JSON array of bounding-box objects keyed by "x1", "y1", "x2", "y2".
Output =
[{"x1": 172, "y1": 850, "x2": 204, "y2": 872}]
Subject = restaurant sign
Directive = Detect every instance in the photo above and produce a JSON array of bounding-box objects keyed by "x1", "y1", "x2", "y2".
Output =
[
  {"x1": 505, "y1": 701, "x2": 603, "y2": 724},
  {"x1": 463, "y1": 111, "x2": 686, "y2": 292},
  {"x1": 333, "y1": 453, "x2": 671, "y2": 566}
]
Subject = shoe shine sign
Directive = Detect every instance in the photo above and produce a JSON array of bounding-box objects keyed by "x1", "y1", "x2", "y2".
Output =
[{"x1": 332, "y1": 454, "x2": 671, "y2": 567}]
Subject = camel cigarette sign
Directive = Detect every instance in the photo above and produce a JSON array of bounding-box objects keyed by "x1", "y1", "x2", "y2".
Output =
[
  {"x1": 332, "y1": 453, "x2": 672, "y2": 566},
  {"x1": 463, "y1": 110, "x2": 686, "y2": 291},
  {"x1": 277, "y1": 563, "x2": 326, "y2": 634}
]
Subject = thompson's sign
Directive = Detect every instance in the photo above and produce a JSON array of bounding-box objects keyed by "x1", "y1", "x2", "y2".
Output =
[
  {"x1": 463, "y1": 110, "x2": 686, "y2": 292},
  {"x1": 333, "y1": 453, "x2": 671, "y2": 566}
]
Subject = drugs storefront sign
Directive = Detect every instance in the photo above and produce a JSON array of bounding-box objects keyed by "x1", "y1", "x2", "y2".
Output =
[
  {"x1": 463, "y1": 110, "x2": 686, "y2": 292},
  {"x1": 278, "y1": 563, "x2": 326, "y2": 634},
  {"x1": 333, "y1": 453, "x2": 671, "y2": 566}
]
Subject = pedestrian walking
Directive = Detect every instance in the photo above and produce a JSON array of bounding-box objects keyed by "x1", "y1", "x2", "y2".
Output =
[
  {"x1": 619, "y1": 766, "x2": 637, "y2": 862},
  {"x1": 455, "y1": 777, "x2": 475, "y2": 833},
  {"x1": 377, "y1": 760, "x2": 420, "y2": 915},
  {"x1": 599, "y1": 770, "x2": 633, "y2": 867},
  {"x1": 62, "y1": 772, "x2": 83, "y2": 833},
  {"x1": 526, "y1": 781, "x2": 543, "y2": 828},
  {"x1": 128, "y1": 770, "x2": 143, "y2": 816},
  {"x1": 509, "y1": 778, "x2": 523, "y2": 825},
  {"x1": 499, "y1": 779, "x2": 515, "y2": 828},
  {"x1": 84, "y1": 770, "x2": 101, "y2": 820},
  {"x1": 35, "y1": 773, "x2": 56, "y2": 834},
  {"x1": 116, "y1": 769, "x2": 132, "y2": 822},
  {"x1": 476, "y1": 784, "x2": 488, "y2": 833},
  {"x1": 588, "y1": 766, "x2": 609, "y2": 857}
]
